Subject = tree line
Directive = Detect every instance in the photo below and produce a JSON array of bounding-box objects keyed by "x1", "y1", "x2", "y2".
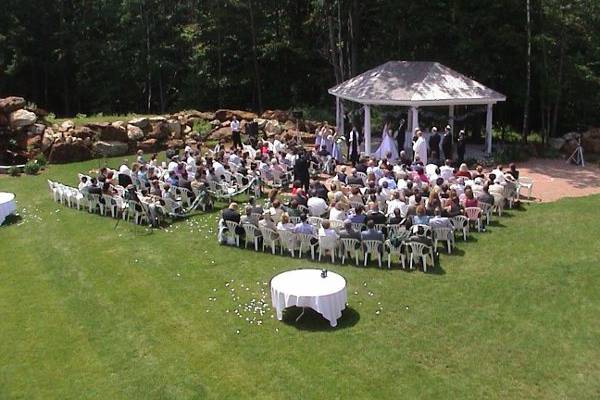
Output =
[{"x1": 0, "y1": 0, "x2": 599, "y2": 142}]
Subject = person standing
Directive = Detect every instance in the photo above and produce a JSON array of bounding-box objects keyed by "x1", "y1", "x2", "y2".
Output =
[
  {"x1": 428, "y1": 127, "x2": 441, "y2": 160},
  {"x1": 293, "y1": 150, "x2": 311, "y2": 192},
  {"x1": 457, "y1": 130, "x2": 466, "y2": 165},
  {"x1": 441, "y1": 125, "x2": 453, "y2": 161},
  {"x1": 230, "y1": 116, "x2": 242, "y2": 149},
  {"x1": 412, "y1": 129, "x2": 428, "y2": 165},
  {"x1": 347, "y1": 125, "x2": 361, "y2": 165},
  {"x1": 395, "y1": 118, "x2": 406, "y2": 155}
]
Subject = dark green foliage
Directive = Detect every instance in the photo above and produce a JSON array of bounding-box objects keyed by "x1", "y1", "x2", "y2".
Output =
[
  {"x1": 0, "y1": 0, "x2": 598, "y2": 136},
  {"x1": 23, "y1": 160, "x2": 41, "y2": 175}
]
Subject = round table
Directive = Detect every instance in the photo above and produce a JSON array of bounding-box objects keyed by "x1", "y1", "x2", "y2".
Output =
[
  {"x1": 270, "y1": 269, "x2": 347, "y2": 327},
  {"x1": 0, "y1": 192, "x2": 16, "y2": 226}
]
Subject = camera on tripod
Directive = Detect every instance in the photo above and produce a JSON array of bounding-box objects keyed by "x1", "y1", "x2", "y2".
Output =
[{"x1": 567, "y1": 133, "x2": 585, "y2": 166}]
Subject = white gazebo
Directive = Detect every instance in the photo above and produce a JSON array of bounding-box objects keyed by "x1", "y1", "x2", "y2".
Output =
[{"x1": 328, "y1": 61, "x2": 506, "y2": 154}]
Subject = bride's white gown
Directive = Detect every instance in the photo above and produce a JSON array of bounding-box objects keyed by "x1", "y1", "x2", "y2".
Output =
[{"x1": 373, "y1": 126, "x2": 399, "y2": 160}]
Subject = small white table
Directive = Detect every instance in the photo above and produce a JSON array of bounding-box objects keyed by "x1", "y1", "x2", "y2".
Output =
[
  {"x1": 0, "y1": 192, "x2": 16, "y2": 226},
  {"x1": 270, "y1": 269, "x2": 347, "y2": 327}
]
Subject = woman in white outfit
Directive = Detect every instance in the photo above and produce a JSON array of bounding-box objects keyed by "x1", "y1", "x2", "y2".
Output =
[{"x1": 373, "y1": 122, "x2": 399, "y2": 161}]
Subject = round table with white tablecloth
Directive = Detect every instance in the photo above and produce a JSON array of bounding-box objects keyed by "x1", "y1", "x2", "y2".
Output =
[
  {"x1": 0, "y1": 192, "x2": 16, "y2": 226},
  {"x1": 270, "y1": 268, "x2": 347, "y2": 327}
]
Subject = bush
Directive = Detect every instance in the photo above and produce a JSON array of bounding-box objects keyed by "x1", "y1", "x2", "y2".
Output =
[
  {"x1": 24, "y1": 160, "x2": 41, "y2": 175},
  {"x1": 34, "y1": 153, "x2": 47, "y2": 167},
  {"x1": 8, "y1": 166, "x2": 21, "y2": 176},
  {"x1": 193, "y1": 119, "x2": 212, "y2": 139}
]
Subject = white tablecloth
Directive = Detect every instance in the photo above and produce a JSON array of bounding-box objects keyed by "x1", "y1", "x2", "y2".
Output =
[
  {"x1": 270, "y1": 269, "x2": 347, "y2": 327},
  {"x1": 0, "y1": 192, "x2": 16, "y2": 226}
]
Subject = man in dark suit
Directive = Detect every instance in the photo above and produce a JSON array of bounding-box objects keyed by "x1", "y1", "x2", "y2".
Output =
[
  {"x1": 429, "y1": 127, "x2": 441, "y2": 160},
  {"x1": 347, "y1": 125, "x2": 361, "y2": 165},
  {"x1": 293, "y1": 150, "x2": 310, "y2": 192},
  {"x1": 441, "y1": 125, "x2": 453, "y2": 161}
]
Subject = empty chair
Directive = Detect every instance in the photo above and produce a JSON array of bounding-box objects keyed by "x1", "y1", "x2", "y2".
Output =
[
  {"x1": 86, "y1": 193, "x2": 104, "y2": 214},
  {"x1": 464, "y1": 207, "x2": 483, "y2": 232},
  {"x1": 407, "y1": 241, "x2": 435, "y2": 272},
  {"x1": 385, "y1": 239, "x2": 406, "y2": 269},
  {"x1": 362, "y1": 239, "x2": 383, "y2": 268},
  {"x1": 478, "y1": 202, "x2": 493, "y2": 225},
  {"x1": 433, "y1": 226, "x2": 455, "y2": 254},
  {"x1": 450, "y1": 215, "x2": 469, "y2": 241},
  {"x1": 410, "y1": 224, "x2": 432, "y2": 239},
  {"x1": 296, "y1": 233, "x2": 318, "y2": 260},
  {"x1": 387, "y1": 224, "x2": 405, "y2": 237},
  {"x1": 318, "y1": 235, "x2": 338, "y2": 263},
  {"x1": 278, "y1": 229, "x2": 298, "y2": 257},
  {"x1": 224, "y1": 220, "x2": 242, "y2": 247},
  {"x1": 102, "y1": 195, "x2": 120, "y2": 218},
  {"x1": 339, "y1": 238, "x2": 361, "y2": 266},
  {"x1": 242, "y1": 224, "x2": 261, "y2": 251},
  {"x1": 492, "y1": 194, "x2": 504, "y2": 216},
  {"x1": 259, "y1": 226, "x2": 279, "y2": 254},
  {"x1": 517, "y1": 177, "x2": 534, "y2": 200}
]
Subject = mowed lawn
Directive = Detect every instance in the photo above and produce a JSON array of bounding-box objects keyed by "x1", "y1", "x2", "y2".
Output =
[{"x1": 1, "y1": 157, "x2": 600, "y2": 400}]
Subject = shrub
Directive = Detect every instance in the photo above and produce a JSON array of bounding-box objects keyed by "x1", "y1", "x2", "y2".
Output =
[
  {"x1": 193, "y1": 119, "x2": 212, "y2": 139},
  {"x1": 8, "y1": 166, "x2": 20, "y2": 176},
  {"x1": 34, "y1": 153, "x2": 47, "y2": 167},
  {"x1": 24, "y1": 160, "x2": 41, "y2": 175}
]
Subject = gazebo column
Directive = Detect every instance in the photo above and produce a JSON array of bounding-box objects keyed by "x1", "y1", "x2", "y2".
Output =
[
  {"x1": 339, "y1": 101, "x2": 344, "y2": 137},
  {"x1": 486, "y1": 103, "x2": 493, "y2": 154},
  {"x1": 410, "y1": 106, "x2": 419, "y2": 135},
  {"x1": 364, "y1": 105, "x2": 371, "y2": 155},
  {"x1": 335, "y1": 97, "x2": 341, "y2": 134},
  {"x1": 449, "y1": 105, "x2": 455, "y2": 132}
]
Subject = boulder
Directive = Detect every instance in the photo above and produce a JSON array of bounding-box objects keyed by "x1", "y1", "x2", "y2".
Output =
[
  {"x1": 147, "y1": 123, "x2": 169, "y2": 140},
  {"x1": 210, "y1": 119, "x2": 221, "y2": 127},
  {"x1": 208, "y1": 126, "x2": 231, "y2": 141},
  {"x1": 70, "y1": 126, "x2": 96, "y2": 140},
  {"x1": 166, "y1": 139, "x2": 185, "y2": 149},
  {"x1": 93, "y1": 140, "x2": 129, "y2": 157},
  {"x1": 265, "y1": 120, "x2": 283, "y2": 136},
  {"x1": 49, "y1": 142, "x2": 92, "y2": 164},
  {"x1": 111, "y1": 120, "x2": 127, "y2": 129},
  {"x1": 166, "y1": 120, "x2": 182, "y2": 138},
  {"x1": 283, "y1": 120, "x2": 296, "y2": 131},
  {"x1": 29, "y1": 123, "x2": 46, "y2": 136},
  {"x1": 582, "y1": 136, "x2": 600, "y2": 154},
  {"x1": 178, "y1": 110, "x2": 215, "y2": 121},
  {"x1": 563, "y1": 131, "x2": 580, "y2": 141},
  {"x1": 582, "y1": 128, "x2": 600, "y2": 140},
  {"x1": 149, "y1": 116, "x2": 167, "y2": 124},
  {"x1": 0, "y1": 113, "x2": 8, "y2": 127},
  {"x1": 548, "y1": 137, "x2": 565, "y2": 150},
  {"x1": 99, "y1": 125, "x2": 127, "y2": 142},
  {"x1": 27, "y1": 135, "x2": 42, "y2": 148},
  {"x1": 128, "y1": 117, "x2": 150, "y2": 129},
  {"x1": 254, "y1": 118, "x2": 267, "y2": 129},
  {"x1": 137, "y1": 138, "x2": 159, "y2": 153},
  {"x1": 261, "y1": 109, "x2": 290, "y2": 122},
  {"x1": 10, "y1": 109, "x2": 37, "y2": 129},
  {"x1": 215, "y1": 109, "x2": 258, "y2": 122},
  {"x1": 41, "y1": 134, "x2": 55, "y2": 153},
  {"x1": 183, "y1": 125, "x2": 192, "y2": 135},
  {"x1": 60, "y1": 120, "x2": 75, "y2": 131},
  {"x1": 32, "y1": 108, "x2": 49, "y2": 118},
  {"x1": 127, "y1": 124, "x2": 145, "y2": 141},
  {"x1": 0, "y1": 96, "x2": 26, "y2": 113}
]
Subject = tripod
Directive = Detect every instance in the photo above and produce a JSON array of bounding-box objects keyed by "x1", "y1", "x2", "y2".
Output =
[{"x1": 566, "y1": 138, "x2": 585, "y2": 166}]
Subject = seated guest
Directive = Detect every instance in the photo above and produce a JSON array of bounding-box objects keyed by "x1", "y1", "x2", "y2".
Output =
[
  {"x1": 294, "y1": 214, "x2": 315, "y2": 235},
  {"x1": 241, "y1": 206, "x2": 258, "y2": 226},
  {"x1": 149, "y1": 179, "x2": 162, "y2": 197},
  {"x1": 318, "y1": 220, "x2": 339, "y2": 239},
  {"x1": 166, "y1": 170, "x2": 179, "y2": 186},
  {"x1": 386, "y1": 191, "x2": 406, "y2": 217},
  {"x1": 365, "y1": 202, "x2": 387, "y2": 225},
  {"x1": 248, "y1": 196, "x2": 264, "y2": 215},
  {"x1": 473, "y1": 165, "x2": 485, "y2": 179},
  {"x1": 348, "y1": 187, "x2": 364, "y2": 205},
  {"x1": 276, "y1": 213, "x2": 296, "y2": 231},
  {"x1": 347, "y1": 169, "x2": 364, "y2": 186},
  {"x1": 477, "y1": 184, "x2": 495, "y2": 206},
  {"x1": 429, "y1": 207, "x2": 453, "y2": 229},
  {"x1": 360, "y1": 220, "x2": 384, "y2": 242},
  {"x1": 336, "y1": 166, "x2": 348, "y2": 184},
  {"x1": 439, "y1": 159, "x2": 455, "y2": 181},
  {"x1": 414, "y1": 166, "x2": 429, "y2": 184},
  {"x1": 292, "y1": 188, "x2": 308, "y2": 207},
  {"x1": 307, "y1": 191, "x2": 329, "y2": 217},
  {"x1": 259, "y1": 212, "x2": 277, "y2": 230},
  {"x1": 463, "y1": 187, "x2": 479, "y2": 208},
  {"x1": 349, "y1": 204, "x2": 367, "y2": 224},
  {"x1": 269, "y1": 199, "x2": 284, "y2": 223},
  {"x1": 78, "y1": 176, "x2": 90, "y2": 191},
  {"x1": 455, "y1": 163, "x2": 472, "y2": 179},
  {"x1": 222, "y1": 202, "x2": 241, "y2": 223},
  {"x1": 508, "y1": 163, "x2": 519, "y2": 180},
  {"x1": 339, "y1": 219, "x2": 361, "y2": 241},
  {"x1": 329, "y1": 202, "x2": 347, "y2": 221},
  {"x1": 412, "y1": 205, "x2": 431, "y2": 225},
  {"x1": 388, "y1": 208, "x2": 404, "y2": 225},
  {"x1": 286, "y1": 199, "x2": 301, "y2": 217}
]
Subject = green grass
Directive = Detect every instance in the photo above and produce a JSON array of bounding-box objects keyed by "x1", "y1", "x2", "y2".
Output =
[{"x1": 1, "y1": 157, "x2": 600, "y2": 399}]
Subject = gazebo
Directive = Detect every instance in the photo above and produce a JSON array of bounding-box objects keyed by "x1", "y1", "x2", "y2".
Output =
[{"x1": 328, "y1": 61, "x2": 506, "y2": 155}]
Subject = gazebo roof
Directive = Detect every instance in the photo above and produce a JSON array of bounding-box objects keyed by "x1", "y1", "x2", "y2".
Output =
[{"x1": 328, "y1": 61, "x2": 506, "y2": 106}]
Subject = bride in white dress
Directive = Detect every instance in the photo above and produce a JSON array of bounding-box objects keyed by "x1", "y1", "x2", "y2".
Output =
[{"x1": 373, "y1": 122, "x2": 399, "y2": 161}]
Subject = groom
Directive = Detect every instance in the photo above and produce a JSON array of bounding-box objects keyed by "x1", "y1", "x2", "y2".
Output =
[{"x1": 347, "y1": 125, "x2": 361, "y2": 166}]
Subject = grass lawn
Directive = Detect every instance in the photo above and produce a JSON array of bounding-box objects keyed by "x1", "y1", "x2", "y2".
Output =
[{"x1": 1, "y1": 156, "x2": 600, "y2": 399}]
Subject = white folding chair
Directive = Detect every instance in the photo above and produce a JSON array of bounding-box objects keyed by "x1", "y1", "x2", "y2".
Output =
[
  {"x1": 517, "y1": 177, "x2": 534, "y2": 200},
  {"x1": 433, "y1": 226, "x2": 455, "y2": 254},
  {"x1": 339, "y1": 238, "x2": 361, "y2": 266},
  {"x1": 464, "y1": 207, "x2": 483, "y2": 232},
  {"x1": 385, "y1": 239, "x2": 406, "y2": 269},
  {"x1": 318, "y1": 235, "x2": 338, "y2": 263},
  {"x1": 296, "y1": 233, "x2": 318, "y2": 260},
  {"x1": 243, "y1": 224, "x2": 261, "y2": 251},
  {"x1": 407, "y1": 241, "x2": 435, "y2": 272},
  {"x1": 363, "y1": 240, "x2": 383, "y2": 268},
  {"x1": 450, "y1": 215, "x2": 469, "y2": 241},
  {"x1": 278, "y1": 229, "x2": 298, "y2": 257},
  {"x1": 224, "y1": 220, "x2": 241, "y2": 247},
  {"x1": 259, "y1": 227, "x2": 279, "y2": 254}
]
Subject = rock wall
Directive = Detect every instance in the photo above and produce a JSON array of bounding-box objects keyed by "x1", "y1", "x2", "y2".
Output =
[{"x1": 0, "y1": 96, "x2": 329, "y2": 165}]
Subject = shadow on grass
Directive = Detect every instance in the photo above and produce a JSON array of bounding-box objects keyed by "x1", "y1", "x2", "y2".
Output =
[
  {"x1": 487, "y1": 220, "x2": 507, "y2": 228},
  {"x1": 1, "y1": 214, "x2": 22, "y2": 227},
  {"x1": 281, "y1": 306, "x2": 360, "y2": 331}
]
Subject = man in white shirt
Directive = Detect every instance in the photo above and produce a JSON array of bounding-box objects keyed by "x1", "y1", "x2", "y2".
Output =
[
  {"x1": 230, "y1": 116, "x2": 242, "y2": 149},
  {"x1": 167, "y1": 156, "x2": 179, "y2": 173},
  {"x1": 439, "y1": 159, "x2": 455, "y2": 182},
  {"x1": 307, "y1": 192, "x2": 329, "y2": 217},
  {"x1": 491, "y1": 165, "x2": 506, "y2": 184},
  {"x1": 212, "y1": 158, "x2": 226, "y2": 179},
  {"x1": 318, "y1": 220, "x2": 339, "y2": 239},
  {"x1": 386, "y1": 191, "x2": 408, "y2": 217},
  {"x1": 412, "y1": 129, "x2": 428, "y2": 165},
  {"x1": 367, "y1": 160, "x2": 384, "y2": 180}
]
